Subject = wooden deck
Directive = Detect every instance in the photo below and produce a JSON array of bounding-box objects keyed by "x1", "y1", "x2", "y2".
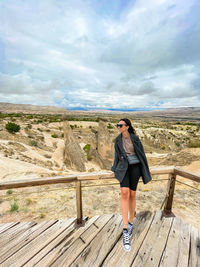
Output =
[{"x1": 0, "y1": 210, "x2": 199, "y2": 267}]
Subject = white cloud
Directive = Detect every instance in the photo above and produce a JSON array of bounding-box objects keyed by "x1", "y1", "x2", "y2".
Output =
[
  {"x1": 0, "y1": 0, "x2": 199, "y2": 109},
  {"x1": 0, "y1": 72, "x2": 58, "y2": 94}
]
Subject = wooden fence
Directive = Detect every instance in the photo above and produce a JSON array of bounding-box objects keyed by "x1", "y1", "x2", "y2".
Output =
[{"x1": 0, "y1": 166, "x2": 200, "y2": 225}]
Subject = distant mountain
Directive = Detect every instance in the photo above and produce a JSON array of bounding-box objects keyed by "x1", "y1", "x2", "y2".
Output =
[
  {"x1": 67, "y1": 107, "x2": 162, "y2": 112},
  {"x1": 0, "y1": 102, "x2": 199, "y2": 121},
  {"x1": 131, "y1": 106, "x2": 200, "y2": 121},
  {"x1": 0, "y1": 102, "x2": 68, "y2": 114}
]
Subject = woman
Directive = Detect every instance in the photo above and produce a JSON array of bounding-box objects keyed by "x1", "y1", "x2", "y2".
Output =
[{"x1": 111, "y1": 118, "x2": 152, "y2": 252}]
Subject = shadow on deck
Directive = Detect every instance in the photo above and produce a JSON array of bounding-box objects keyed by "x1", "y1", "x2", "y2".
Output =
[{"x1": 0, "y1": 209, "x2": 199, "y2": 267}]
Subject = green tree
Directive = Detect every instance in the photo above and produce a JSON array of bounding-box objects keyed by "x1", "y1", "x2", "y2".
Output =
[
  {"x1": 83, "y1": 144, "x2": 92, "y2": 160},
  {"x1": 5, "y1": 122, "x2": 20, "y2": 133}
]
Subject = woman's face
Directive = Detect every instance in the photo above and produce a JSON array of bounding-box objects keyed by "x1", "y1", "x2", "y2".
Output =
[{"x1": 117, "y1": 120, "x2": 129, "y2": 133}]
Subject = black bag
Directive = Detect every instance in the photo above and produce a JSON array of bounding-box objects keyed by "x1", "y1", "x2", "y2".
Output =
[{"x1": 127, "y1": 154, "x2": 140, "y2": 164}]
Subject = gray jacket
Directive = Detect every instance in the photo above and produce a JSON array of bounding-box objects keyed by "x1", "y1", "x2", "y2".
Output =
[{"x1": 111, "y1": 133, "x2": 152, "y2": 184}]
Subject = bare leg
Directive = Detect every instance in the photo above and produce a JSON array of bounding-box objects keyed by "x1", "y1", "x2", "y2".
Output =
[
  {"x1": 120, "y1": 187, "x2": 130, "y2": 229},
  {"x1": 129, "y1": 189, "x2": 136, "y2": 222}
]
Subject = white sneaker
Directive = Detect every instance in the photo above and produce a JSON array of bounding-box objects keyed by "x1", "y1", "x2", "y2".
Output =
[{"x1": 122, "y1": 228, "x2": 131, "y2": 252}]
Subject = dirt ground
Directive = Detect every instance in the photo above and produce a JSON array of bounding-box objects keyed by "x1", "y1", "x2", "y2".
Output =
[{"x1": 0, "y1": 120, "x2": 199, "y2": 230}]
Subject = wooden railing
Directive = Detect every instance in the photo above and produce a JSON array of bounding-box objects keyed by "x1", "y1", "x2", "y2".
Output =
[{"x1": 0, "y1": 166, "x2": 199, "y2": 226}]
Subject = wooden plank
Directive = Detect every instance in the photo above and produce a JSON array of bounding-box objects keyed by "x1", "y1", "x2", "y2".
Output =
[
  {"x1": 1, "y1": 218, "x2": 76, "y2": 267},
  {"x1": 102, "y1": 210, "x2": 155, "y2": 267},
  {"x1": 77, "y1": 171, "x2": 115, "y2": 181},
  {"x1": 0, "y1": 175, "x2": 77, "y2": 190},
  {"x1": 76, "y1": 180, "x2": 83, "y2": 223},
  {"x1": 149, "y1": 166, "x2": 174, "y2": 175},
  {"x1": 0, "y1": 221, "x2": 36, "y2": 238},
  {"x1": 25, "y1": 215, "x2": 100, "y2": 266},
  {"x1": 47, "y1": 214, "x2": 114, "y2": 266},
  {"x1": 69, "y1": 214, "x2": 122, "y2": 266},
  {"x1": 163, "y1": 173, "x2": 176, "y2": 214},
  {"x1": 0, "y1": 222, "x2": 19, "y2": 234},
  {"x1": 0, "y1": 222, "x2": 15, "y2": 231},
  {"x1": 0, "y1": 221, "x2": 36, "y2": 247},
  {"x1": 159, "y1": 216, "x2": 191, "y2": 267},
  {"x1": 188, "y1": 224, "x2": 200, "y2": 267},
  {"x1": 131, "y1": 210, "x2": 174, "y2": 266},
  {"x1": 174, "y1": 167, "x2": 200, "y2": 183},
  {"x1": 0, "y1": 220, "x2": 58, "y2": 264}
]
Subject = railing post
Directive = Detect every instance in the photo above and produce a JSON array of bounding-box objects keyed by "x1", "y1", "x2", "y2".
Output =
[
  {"x1": 75, "y1": 180, "x2": 85, "y2": 226},
  {"x1": 163, "y1": 172, "x2": 176, "y2": 217}
]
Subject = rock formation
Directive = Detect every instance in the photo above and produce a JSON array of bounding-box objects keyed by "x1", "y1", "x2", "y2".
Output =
[
  {"x1": 96, "y1": 118, "x2": 113, "y2": 169},
  {"x1": 51, "y1": 139, "x2": 65, "y2": 169},
  {"x1": 97, "y1": 118, "x2": 113, "y2": 159},
  {"x1": 63, "y1": 117, "x2": 86, "y2": 171}
]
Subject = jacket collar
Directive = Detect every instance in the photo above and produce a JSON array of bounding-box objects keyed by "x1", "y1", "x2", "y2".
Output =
[{"x1": 116, "y1": 133, "x2": 139, "y2": 157}]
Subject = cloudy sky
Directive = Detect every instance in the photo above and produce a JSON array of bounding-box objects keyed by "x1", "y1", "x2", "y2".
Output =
[{"x1": 0, "y1": 0, "x2": 200, "y2": 111}]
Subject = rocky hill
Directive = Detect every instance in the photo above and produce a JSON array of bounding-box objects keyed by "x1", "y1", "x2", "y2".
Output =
[
  {"x1": 1, "y1": 102, "x2": 200, "y2": 121},
  {"x1": 0, "y1": 102, "x2": 68, "y2": 114}
]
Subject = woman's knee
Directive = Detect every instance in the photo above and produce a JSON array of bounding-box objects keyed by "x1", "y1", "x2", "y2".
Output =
[
  {"x1": 130, "y1": 189, "x2": 136, "y2": 198},
  {"x1": 121, "y1": 187, "x2": 130, "y2": 199}
]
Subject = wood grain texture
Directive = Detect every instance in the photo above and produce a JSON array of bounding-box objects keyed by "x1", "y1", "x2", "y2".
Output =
[{"x1": 0, "y1": 210, "x2": 199, "y2": 267}]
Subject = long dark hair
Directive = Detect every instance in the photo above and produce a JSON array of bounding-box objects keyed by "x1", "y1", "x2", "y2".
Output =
[{"x1": 120, "y1": 118, "x2": 136, "y2": 135}]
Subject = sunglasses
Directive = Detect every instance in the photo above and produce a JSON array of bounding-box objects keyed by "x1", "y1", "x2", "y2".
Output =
[{"x1": 116, "y1": 123, "x2": 127, "y2": 128}]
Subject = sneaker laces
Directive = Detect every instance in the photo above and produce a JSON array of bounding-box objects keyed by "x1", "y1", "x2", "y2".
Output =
[{"x1": 123, "y1": 229, "x2": 130, "y2": 245}]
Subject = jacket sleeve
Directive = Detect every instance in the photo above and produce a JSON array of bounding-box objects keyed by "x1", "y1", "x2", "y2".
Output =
[
  {"x1": 111, "y1": 140, "x2": 119, "y2": 172},
  {"x1": 137, "y1": 137, "x2": 150, "y2": 168},
  {"x1": 138, "y1": 137, "x2": 145, "y2": 154}
]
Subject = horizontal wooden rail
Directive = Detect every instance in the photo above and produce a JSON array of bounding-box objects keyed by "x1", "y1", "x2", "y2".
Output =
[
  {"x1": 0, "y1": 166, "x2": 175, "y2": 190},
  {"x1": 0, "y1": 165, "x2": 199, "y2": 225},
  {"x1": 174, "y1": 167, "x2": 200, "y2": 183}
]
